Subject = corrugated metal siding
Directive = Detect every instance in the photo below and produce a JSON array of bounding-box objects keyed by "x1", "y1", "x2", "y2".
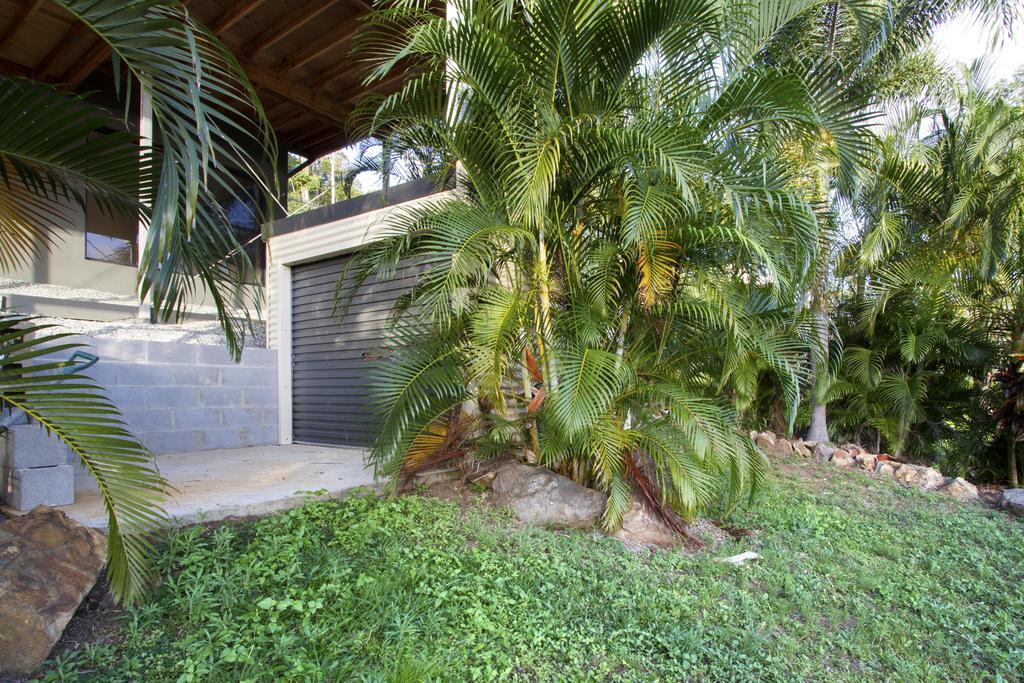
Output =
[
  {"x1": 265, "y1": 189, "x2": 456, "y2": 349},
  {"x1": 290, "y1": 254, "x2": 420, "y2": 447}
]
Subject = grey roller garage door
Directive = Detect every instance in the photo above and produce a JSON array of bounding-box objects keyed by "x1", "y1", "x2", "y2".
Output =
[{"x1": 290, "y1": 254, "x2": 420, "y2": 447}]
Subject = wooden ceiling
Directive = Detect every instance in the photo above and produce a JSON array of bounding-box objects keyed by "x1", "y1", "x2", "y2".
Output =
[{"x1": 0, "y1": 0, "x2": 417, "y2": 159}]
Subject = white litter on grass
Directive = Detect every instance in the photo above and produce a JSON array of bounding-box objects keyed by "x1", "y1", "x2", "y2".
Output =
[{"x1": 717, "y1": 551, "x2": 761, "y2": 566}]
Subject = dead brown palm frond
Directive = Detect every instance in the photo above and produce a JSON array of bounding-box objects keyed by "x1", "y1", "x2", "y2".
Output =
[
  {"x1": 625, "y1": 451, "x2": 704, "y2": 549},
  {"x1": 397, "y1": 410, "x2": 477, "y2": 490}
]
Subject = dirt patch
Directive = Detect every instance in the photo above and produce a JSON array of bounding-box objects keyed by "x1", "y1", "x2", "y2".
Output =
[{"x1": 47, "y1": 573, "x2": 124, "y2": 657}]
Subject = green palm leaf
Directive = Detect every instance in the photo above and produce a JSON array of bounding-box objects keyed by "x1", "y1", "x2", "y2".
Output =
[
  {"x1": 53, "y1": 0, "x2": 277, "y2": 358},
  {"x1": 0, "y1": 77, "x2": 151, "y2": 272},
  {"x1": 0, "y1": 316, "x2": 168, "y2": 603},
  {"x1": 545, "y1": 348, "x2": 629, "y2": 437}
]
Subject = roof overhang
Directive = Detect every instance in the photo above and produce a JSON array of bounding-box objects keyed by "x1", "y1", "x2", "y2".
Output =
[{"x1": 0, "y1": 0, "x2": 429, "y2": 159}]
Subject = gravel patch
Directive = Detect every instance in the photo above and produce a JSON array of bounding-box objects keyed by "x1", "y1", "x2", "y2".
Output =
[
  {"x1": 0, "y1": 278, "x2": 138, "y2": 306},
  {"x1": 1, "y1": 278, "x2": 266, "y2": 347},
  {"x1": 29, "y1": 316, "x2": 267, "y2": 348}
]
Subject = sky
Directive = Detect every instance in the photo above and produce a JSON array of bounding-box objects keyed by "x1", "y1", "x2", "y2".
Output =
[{"x1": 931, "y1": 12, "x2": 1024, "y2": 85}]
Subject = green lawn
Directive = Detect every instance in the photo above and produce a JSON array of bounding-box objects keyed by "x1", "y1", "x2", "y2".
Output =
[{"x1": 39, "y1": 460, "x2": 1024, "y2": 682}]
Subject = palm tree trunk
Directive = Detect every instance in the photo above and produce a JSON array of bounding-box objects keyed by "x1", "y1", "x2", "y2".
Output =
[
  {"x1": 535, "y1": 225, "x2": 556, "y2": 388},
  {"x1": 807, "y1": 304, "x2": 830, "y2": 442}
]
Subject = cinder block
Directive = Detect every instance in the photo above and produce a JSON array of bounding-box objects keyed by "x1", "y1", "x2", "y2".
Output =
[
  {"x1": 221, "y1": 367, "x2": 274, "y2": 388},
  {"x1": 200, "y1": 427, "x2": 245, "y2": 450},
  {"x1": 2, "y1": 464, "x2": 74, "y2": 510},
  {"x1": 144, "y1": 430, "x2": 204, "y2": 454},
  {"x1": 197, "y1": 387, "x2": 235, "y2": 408},
  {"x1": 148, "y1": 386, "x2": 199, "y2": 410},
  {"x1": 240, "y1": 348, "x2": 277, "y2": 367},
  {"x1": 79, "y1": 362, "x2": 118, "y2": 385},
  {"x1": 220, "y1": 407, "x2": 263, "y2": 428},
  {"x1": 1, "y1": 409, "x2": 29, "y2": 426},
  {"x1": 173, "y1": 367, "x2": 222, "y2": 386},
  {"x1": 118, "y1": 364, "x2": 175, "y2": 386},
  {"x1": 196, "y1": 345, "x2": 235, "y2": 366},
  {"x1": 3, "y1": 425, "x2": 72, "y2": 469},
  {"x1": 122, "y1": 409, "x2": 175, "y2": 432},
  {"x1": 174, "y1": 408, "x2": 223, "y2": 430},
  {"x1": 242, "y1": 388, "x2": 276, "y2": 407},
  {"x1": 147, "y1": 341, "x2": 198, "y2": 365},
  {"x1": 90, "y1": 338, "x2": 149, "y2": 363},
  {"x1": 107, "y1": 386, "x2": 148, "y2": 409},
  {"x1": 245, "y1": 424, "x2": 279, "y2": 446}
]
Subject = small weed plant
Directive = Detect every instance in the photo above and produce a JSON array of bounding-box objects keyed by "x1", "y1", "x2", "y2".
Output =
[{"x1": 36, "y1": 463, "x2": 1024, "y2": 681}]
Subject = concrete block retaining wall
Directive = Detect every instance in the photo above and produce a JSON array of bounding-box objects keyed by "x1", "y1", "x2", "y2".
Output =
[{"x1": 49, "y1": 337, "x2": 278, "y2": 454}]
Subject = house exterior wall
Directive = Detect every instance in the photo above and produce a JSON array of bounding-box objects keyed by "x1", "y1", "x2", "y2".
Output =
[
  {"x1": 4, "y1": 205, "x2": 139, "y2": 298},
  {"x1": 48, "y1": 336, "x2": 278, "y2": 454}
]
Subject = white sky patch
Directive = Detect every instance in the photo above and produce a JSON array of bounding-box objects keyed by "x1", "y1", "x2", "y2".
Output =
[{"x1": 931, "y1": 13, "x2": 1024, "y2": 85}]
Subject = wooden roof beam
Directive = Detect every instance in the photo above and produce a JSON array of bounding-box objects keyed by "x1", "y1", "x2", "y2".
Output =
[
  {"x1": 59, "y1": 0, "x2": 194, "y2": 89},
  {"x1": 277, "y1": 11, "x2": 367, "y2": 74},
  {"x1": 243, "y1": 62, "x2": 352, "y2": 128},
  {"x1": 210, "y1": 0, "x2": 265, "y2": 34},
  {"x1": 316, "y1": 66, "x2": 411, "y2": 101},
  {"x1": 0, "y1": 0, "x2": 45, "y2": 51},
  {"x1": 301, "y1": 132, "x2": 353, "y2": 160},
  {"x1": 35, "y1": 22, "x2": 86, "y2": 81},
  {"x1": 62, "y1": 40, "x2": 111, "y2": 89},
  {"x1": 289, "y1": 123, "x2": 345, "y2": 150},
  {"x1": 243, "y1": 0, "x2": 337, "y2": 60}
]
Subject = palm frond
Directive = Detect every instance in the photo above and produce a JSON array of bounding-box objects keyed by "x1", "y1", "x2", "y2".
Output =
[
  {"x1": 0, "y1": 316, "x2": 169, "y2": 603},
  {"x1": 55, "y1": 0, "x2": 277, "y2": 358},
  {"x1": 0, "y1": 77, "x2": 152, "y2": 272}
]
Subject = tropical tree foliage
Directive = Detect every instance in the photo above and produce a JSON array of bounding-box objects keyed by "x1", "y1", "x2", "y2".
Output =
[
  {"x1": 827, "y1": 63, "x2": 1024, "y2": 480},
  {"x1": 341, "y1": 0, "x2": 882, "y2": 530},
  {"x1": 0, "y1": 1, "x2": 274, "y2": 600}
]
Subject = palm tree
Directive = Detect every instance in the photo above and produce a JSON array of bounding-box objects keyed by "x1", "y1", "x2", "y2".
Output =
[
  {"x1": 762, "y1": 0, "x2": 1017, "y2": 444},
  {"x1": 0, "y1": 1, "x2": 275, "y2": 601},
  {"x1": 845, "y1": 66, "x2": 1024, "y2": 477},
  {"x1": 339, "y1": 0, "x2": 876, "y2": 530}
]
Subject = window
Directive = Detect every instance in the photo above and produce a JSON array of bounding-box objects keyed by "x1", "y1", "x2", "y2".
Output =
[{"x1": 85, "y1": 194, "x2": 137, "y2": 266}]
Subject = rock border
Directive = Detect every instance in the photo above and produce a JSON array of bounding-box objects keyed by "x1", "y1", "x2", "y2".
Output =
[{"x1": 751, "y1": 431, "x2": 994, "y2": 506}]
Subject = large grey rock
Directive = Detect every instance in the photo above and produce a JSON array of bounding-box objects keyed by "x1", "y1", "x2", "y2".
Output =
[
  {"x1": 1001, "y1": 489, "x2": 1024, "y2": 517},
  {"x1": 0, "y1": 507, "x2": 107, "y2": 674},
  {"x1": 939, "y1": 477, "x2": 980, "y2": 504},
  {"x1": 612, "y1": 498, "x2": 677, "y2": 546},
  {"x1": 492, "y1": 463, "x2": 606, "y2": 528},
  {"x1": 893, "y1": 464, "x2": 945, "y2": 490},
  {"x1": 813, "y1": 442, "x2": 835, "y2": 462}
]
